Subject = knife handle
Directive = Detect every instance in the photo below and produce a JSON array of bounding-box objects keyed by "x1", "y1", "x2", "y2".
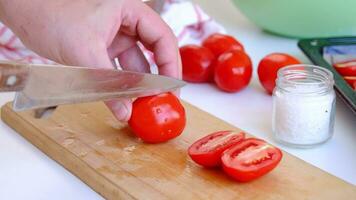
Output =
[{"x1": 0, "y1": 62, "x2": 29, "y2": 91}]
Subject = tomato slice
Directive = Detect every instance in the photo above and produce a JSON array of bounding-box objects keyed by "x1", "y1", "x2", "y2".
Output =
[
  {"x1": 334, "y1": 60, "x2": 356, "y2": 76},
  {"x1": 221, "y1": 138, "x2": 283, "y2": 182},
  {"x1": 344, "y1": 76, "x2": 356, "y2": 90},
  {"x1": 188, "y1": 131, "x2": 245, "y2": 167}
]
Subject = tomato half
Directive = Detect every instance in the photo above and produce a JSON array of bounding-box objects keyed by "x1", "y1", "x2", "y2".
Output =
[
  {"x1": 214, "y1": 50, "x2": 253, "y2": 92},
  {"x1": 258, "y1": 53, "x2": 301, "y2": 94},
  {"x1": 221, "y1": 138, "x2": 283, "y2": 182},
  {"x1": 334, "y1": 60, "x2": 356, "y2": 76},
  {"x1": 128, "y1": 93, "x2": 186, "y2": 143},
  {"x1": 202, "y1": 33, "x2": 244, "y2": 57},
  {"x1": 180, "y1": 45, "x2": 215, "y2": 83},
  {"x1": 344, "y1": 76, "x2": 356, "y2": 90},
  {"x1": 188, "y1": 131, "x2": 245, "y2": 167}
]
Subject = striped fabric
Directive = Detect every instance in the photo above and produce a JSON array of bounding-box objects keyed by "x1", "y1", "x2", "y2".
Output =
[{"x1": 0, "y1": 23, "x2": 51, "y2": 64}]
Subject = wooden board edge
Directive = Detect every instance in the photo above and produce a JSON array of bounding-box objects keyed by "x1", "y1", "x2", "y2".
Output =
[{"x1": 0, "y1": 102, "x2": 135, "y2": 200}]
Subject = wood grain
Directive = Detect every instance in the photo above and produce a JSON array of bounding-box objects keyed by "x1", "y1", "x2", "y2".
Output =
[{"x1": 1, "y1": 101, "x2": 355, "y2": 199}]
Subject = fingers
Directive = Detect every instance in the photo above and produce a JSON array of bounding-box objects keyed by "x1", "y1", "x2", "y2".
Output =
[
  {"x1": 117, "y1": 44, "x2": 151, "y2": 73},
  {"x1": 108, "y1": 33, "x2": 151, "y2": 73},
  {"x1": 105, "y1": 99, "x2": 132, "y2": 122},
  {"x1": 121, "y1": 0, "x2": 181, "y2": 79},
  {"x1": 106, "y1": 33, "x2": 151, "y2": 122},
  {"x1": 111, "y1": 43, "x2": 151, "y2": 121},
  {"x1": 107, "y1": 33, "x2": 137, "y2": 60}
]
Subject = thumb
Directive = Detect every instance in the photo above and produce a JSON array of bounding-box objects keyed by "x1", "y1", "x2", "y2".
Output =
[{"x1": 105, "y1": 98, "x2": 132, "y2": 122}]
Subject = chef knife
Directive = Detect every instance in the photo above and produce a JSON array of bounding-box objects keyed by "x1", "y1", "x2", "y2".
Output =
[{"x1": 0, "y1": 61, "x2": 185, "y2": 111}]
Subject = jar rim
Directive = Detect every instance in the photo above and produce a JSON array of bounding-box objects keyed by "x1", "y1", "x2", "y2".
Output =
[{"x1": 276, "y1": 64, "x2": 334, "y2": 95}]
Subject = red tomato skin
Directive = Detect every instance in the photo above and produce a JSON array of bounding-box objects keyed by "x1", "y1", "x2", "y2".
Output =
[
  {"x1": 180, "y1": 45, "x2": 215, "y2": 83},
  {"x1": 221, "y1": 138, "x2": 283, "y2": 182},
  {"x1": 128, "y1": 93, "x2": 186, "y2": 143},
  {"x1": 188, "y1": 131, "x2": 245, "y2": 167},
  {"x1": 258, "y1": 53, "x2": 301, "y2": 94},
  {"x1": 202, "y1": 33, "x2": 244, "y2": 57},
  {"x1": 334, "y1": 60, "x2": 356, "y2": 76},
  {"x1": 214, "y1": 50, "x2": 253, "y2": 92},
  {"x1": 344, "y1": 76, "x2": 356, "y2": 90}
]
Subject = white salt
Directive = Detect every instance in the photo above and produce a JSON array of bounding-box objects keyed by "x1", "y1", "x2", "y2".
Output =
[{"x1": 272, "y1": 84, "x2": 335, "y2": 146}]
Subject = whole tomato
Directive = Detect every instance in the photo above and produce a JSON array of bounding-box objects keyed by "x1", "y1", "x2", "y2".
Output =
[
  {"x1": 214, "y1": 50, "x2": 253, "y2": 92},
  {"x1": 258, "y1": 53, "x2": 301, "y2": 94},
  {"x1": 202, "y1": 33, "x2": 244, "y2": 57},
  {"x1": 128, "y1": 93, "x2": 186, "y2": 143},
  {"x1": 180, "y1": 45, "x2": 215, "y2": 83}
]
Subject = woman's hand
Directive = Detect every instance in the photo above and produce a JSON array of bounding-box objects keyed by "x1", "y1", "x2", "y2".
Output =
[{"x1": 0, "y1": 0, "x2": 181, "y2": 121}]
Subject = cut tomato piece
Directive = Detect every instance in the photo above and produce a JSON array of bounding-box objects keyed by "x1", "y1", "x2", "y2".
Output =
[
  {"x1": 344, "y1": 76, "x2": 356, "y2": 90},
  {"x1": 334, "y1": 60, "x2": 356, "y2": 76},
  {"x1": 188, "y1": 131, "x2": 245, "y2": 167},
  {"x1": 221, "y1": 138, "x2": 283, "y2": 182}
]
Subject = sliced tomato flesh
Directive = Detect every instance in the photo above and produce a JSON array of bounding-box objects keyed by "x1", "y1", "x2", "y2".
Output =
[
  {"x1": 334, "y1": 60, "x2": 356, "y2": 68},
  {"x1": 188, "y1": 131, "x2": 245, "y2": 167},
  {"x1": 344, "y1": 76, "x2": 356, "y2": 90},
  {"x1": 237, "y1": 144, "x2": 273, "y2": 166},
  {"x1": 333, "y1": 60, "x2": 356, "y2": 76},
  {"x1": 221, "y1": 138, "x2": 283, "y2": 182}
]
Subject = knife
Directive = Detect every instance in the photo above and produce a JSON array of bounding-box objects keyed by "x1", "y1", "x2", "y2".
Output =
[{"x1": 0, "y1": 61, "x2": 185, "y2": 111}]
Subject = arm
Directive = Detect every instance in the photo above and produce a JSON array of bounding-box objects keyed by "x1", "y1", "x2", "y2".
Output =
[{"x1": 0, "y1": 0, "x2": 181, "y2": 121}]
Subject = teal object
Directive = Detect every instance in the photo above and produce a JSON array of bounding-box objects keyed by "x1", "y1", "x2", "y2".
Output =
[
  {"x1": 298, "y1": 37, "x2": 356, "y2": 114},
  {"x1": 232, "y1": 0, "x2": 356, "y2": 38}
]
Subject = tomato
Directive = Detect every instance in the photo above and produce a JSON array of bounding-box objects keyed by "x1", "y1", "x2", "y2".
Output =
[
  {"x1": 188, "y1": 131, "x2": 245, "y2": 167},
  {"x1": 202, "y1": 33, "x2": 244, "y2": 57},
  {"x1": 333, "y1": 60, "x2": 356, "y2": 76},
  {"x1": 214, "y1": 50, "x2": 253, "y2": 92},
  {"x1": 128, "y1": 93, "x2": 186, "y2": 143},
  {"x1": 258, "y1": 53, "x2": 301, "y2": 94},
  {"x1": 180, "y1": 45, "x2": 215, "y2": 83},
  {"x1": 221, "y1": 138, "x2": 283, "y2": 182},
  {"x1": 344, "y1": 76, "x2": 356, "y2": 90}
]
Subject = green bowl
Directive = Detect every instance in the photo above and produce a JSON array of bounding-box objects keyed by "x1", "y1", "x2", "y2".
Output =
[{"x1": 232, "y1": 0, "x2": 356, "y2": 38}]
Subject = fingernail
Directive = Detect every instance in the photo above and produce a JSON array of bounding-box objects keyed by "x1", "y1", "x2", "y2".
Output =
[{"x1": 110, "y1": 101, "x2": 129, "y2": 122}]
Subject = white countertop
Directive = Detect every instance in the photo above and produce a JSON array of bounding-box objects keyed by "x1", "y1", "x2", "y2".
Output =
[{"x1": 0, "y1": 1, "x2": 355, "y2": 199}]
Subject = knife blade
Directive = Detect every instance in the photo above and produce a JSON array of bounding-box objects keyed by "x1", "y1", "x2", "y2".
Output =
[{"x1": 0, "y1": 61, "x2": 185, "y2": 111}]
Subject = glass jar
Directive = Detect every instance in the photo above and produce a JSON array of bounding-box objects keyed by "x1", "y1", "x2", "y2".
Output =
[{"x1": 272, "y1": 65, "x2": 336, "y2": 148}]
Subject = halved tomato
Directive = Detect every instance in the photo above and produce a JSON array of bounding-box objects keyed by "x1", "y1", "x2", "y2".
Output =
[
  {"x1": 334, "y1": 60, "x2": 356, "y2": 76},
  {"x1": 344, "y1": 76, "x2": 356, "y2": 90},
  {"x1": 221, "y1": 138, "x2": 282, "y2": 182},
  {"x1": 188, "y1": 131, "x2": 245, "y2": 167}
]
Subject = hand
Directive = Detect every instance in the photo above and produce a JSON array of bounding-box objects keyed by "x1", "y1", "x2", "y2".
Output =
[{"x1": 0, "y1": 0, "x2": 181, "y2": 121}]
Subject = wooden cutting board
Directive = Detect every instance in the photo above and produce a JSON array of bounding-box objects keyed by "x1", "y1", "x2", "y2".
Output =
[{"x1": 1, "y1": 101, "x2": 355, "y2": 199}]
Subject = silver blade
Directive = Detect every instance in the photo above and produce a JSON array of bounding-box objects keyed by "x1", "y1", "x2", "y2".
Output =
[{"x1": 13, "y1": 64, "x2": 185, "y2": 111}]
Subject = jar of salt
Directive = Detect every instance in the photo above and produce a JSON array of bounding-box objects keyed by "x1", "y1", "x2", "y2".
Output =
[{"x1": 272, "y1": 65, "x2": 336, "y2": 148}]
